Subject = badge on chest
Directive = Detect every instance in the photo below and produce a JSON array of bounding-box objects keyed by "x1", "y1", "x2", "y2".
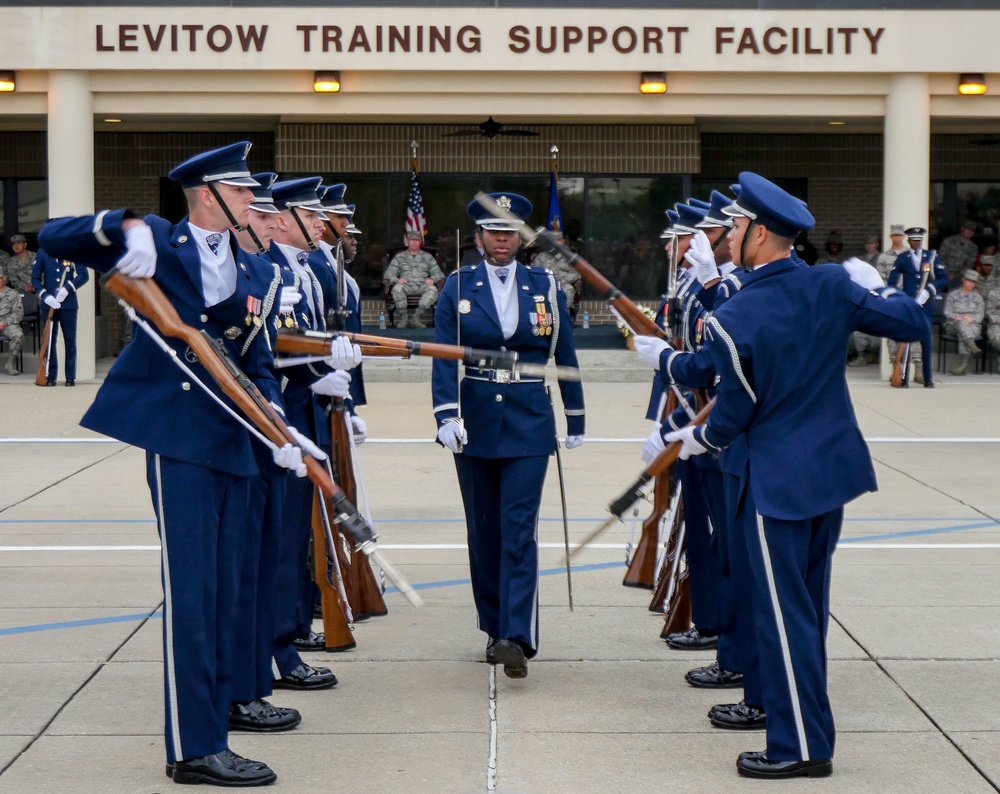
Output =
[
  {"x1": 530, "y1": 295, "x2": 553, "y2": 336},
  {"x1": 245, "y1": 295, "x2": 263, "y2": 328}
]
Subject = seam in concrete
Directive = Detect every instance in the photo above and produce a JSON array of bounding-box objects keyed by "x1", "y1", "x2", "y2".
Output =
[
  {"x1": 832, "y1": 613, "x2": 1000, "y2": 793},
  {"x1": 488, "y1": 664, "x2": 497, "y2": 792}
]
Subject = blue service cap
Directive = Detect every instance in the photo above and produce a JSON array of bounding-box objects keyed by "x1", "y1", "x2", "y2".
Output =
[
  {"x1": 672, "y1": 203, "x2": 708, "y2": 235},
  {"x1": 905, "y1": 226, "x2": 928, "y2": 238},
  {"x1": 168, "y1": 142, "x2": 259, "y2": 189},
  {"x1": 271, "y1": 177, "x2": 329, "y2": 219},
  {"x1": 660, "y1": 209, "x2": 680, "y2": 240},
  {"x1": 467, "y1": 192, "x2": 532, "y2": 231},
  {"x1": 723, "y1": 172, "x2": 815, "y2": 239},
  {"x1": 697, "y1": 190, "x2": 736, "y2": 229},
  {"x1": 345, "y1": 204, "x2": 361, "y2": 234},
  {"x1": 248, "y1": 172, "x2": 279, "y2": 214},
  {"x1": 319, "y1": 183, "x2": 351, "y2": 215},
  {"x1": 688, "y1": 198, "x2": 712, "y2": 211}
]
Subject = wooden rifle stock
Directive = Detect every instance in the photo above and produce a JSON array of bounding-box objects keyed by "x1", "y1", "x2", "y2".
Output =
[
  {"x1": 102, "y1": 271, "x2": 377, "y2": 552},
  {"x1": 649, "y1": 492, "x2": 684, "y2": 613},
  {"x1": 310, "y1": 489, "x2": 357, "y2": 651},
  {"x1": 36, "y1": 268, "x2": 69, "y2": 385},
  {"x1": 890, "y1": 342, "x2": 909, "y2": 388}
]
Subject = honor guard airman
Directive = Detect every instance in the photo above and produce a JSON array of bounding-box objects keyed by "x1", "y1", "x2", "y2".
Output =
[
  {"x1": 431, "y1": 192, "x2": 585, "y2": 679},
  {"x1": 662, "y1": 172, "x2": 929, "y2": 779},
  {"x1": 31, "y1": 249, "x2": 89, "y2": 385}
]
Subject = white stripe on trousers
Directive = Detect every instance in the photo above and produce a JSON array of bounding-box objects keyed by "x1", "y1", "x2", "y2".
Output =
[
  {"x1": 155, "y1": 454, "x2": 184, "y2": 760},
  {"x1": 756, "y1": 512, "x2": 810, "y2": 760}
]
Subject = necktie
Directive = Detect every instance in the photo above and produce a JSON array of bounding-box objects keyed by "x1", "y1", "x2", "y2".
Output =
[
  {"x1": 496, "y1": 268, "x2": 509, "y2": 284},
  {"x1": 207, "y1": 233, "x2": 223, "y2": 255}
]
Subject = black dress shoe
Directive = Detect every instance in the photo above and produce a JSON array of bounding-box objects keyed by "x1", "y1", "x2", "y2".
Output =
[
  {"x1": 273, "y1": 662, "x2": 338, "y2": 690},
  {"x1": 737, "y1": 751, "x2": 833, "y2": 779},
  {"x1": 485, "y1": 637, "x2": 499, "y2": 664},
  {"x1": 924, "y1": 381, "x2": 935, "y2": 388},
  {"x1": 685, "y1": 662, "x2": 744, "y2": 688},
  {"x1": 665, "y1": 626, "x2": 719, "y2": 650},
  {"x1": 292, "y1": 631, "x2": 326, "y2": 652},
  {"x1": 493, "y1": 639, "x2": 528, "y2": 679},
  {"x1": 229, "y1": 698, "x2": 301, "y2": 732},
  {"x1": 65, "y1": 379, "x2": 75, "y2": 387},
  {"x1": 45, "y1": 379, "x2": 56, "y2": 387},
  {"x1": 312, "y1": 603, "x2": 323, "y2": 619},
  {"x1": 709, "y1": 700, "x2": 767, "y2": 730},
  {"x1": 169, "y1": 749, "x2": 277, "y2": 786}
]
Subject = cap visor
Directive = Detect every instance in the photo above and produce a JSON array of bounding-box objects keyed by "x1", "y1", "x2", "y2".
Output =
[{"x1": 218, "y1": 176, "x2": 261, "y2": 187}]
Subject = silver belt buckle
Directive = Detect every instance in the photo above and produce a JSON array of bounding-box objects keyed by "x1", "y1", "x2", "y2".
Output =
[{"x1": 495, "y1": 370, "x2": 512, "y2": 384}]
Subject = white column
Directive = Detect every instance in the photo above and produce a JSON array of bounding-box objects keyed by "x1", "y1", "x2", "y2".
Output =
[
  {"x1": 47, "y1": 71, "x2": 96, "y2": 380},
  {"x1": 880, "y1": 73, "x2": 930, "y2": 381}
]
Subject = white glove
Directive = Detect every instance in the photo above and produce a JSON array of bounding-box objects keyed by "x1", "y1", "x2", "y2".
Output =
[
  {"x1": 663, "y1": 425, "x2": 709, "y2": 461},
  {"x1": 350, "y1": 414, "x2": 368, "y2": 445},
  {"x1": 279, "y1": 285, "x2": 302, "y2": 314},
  {"x1": 842, "y1": 257, "x2": 885, "y2": 290},
  {"x1": 326, "y1": 335, "x2": 362, "y2": 370},
  {"x1": 565, "y1": 435, "x2": 584, "y2": 450},
  {"x1": 287, "y1": 425, "x2": 328, "y2": 462},
  {"x1": 633, "y1": 335, "x2": 672, "y2": 370},
  {"x1": 43, "y1": 295, "x2": 61, "y2": 310},
  {"x1": 916, "y1": 288, "x2": 930, "y2": 306},
  {"x1": 55, "y1": 287, "x2": 69, "y2": 303},
  {"x1": 117, "y1": 223, "x2": 157, "y2": 278},
  {"x1": 272, "y1": 443, "x2": 307, "y2": 478},
  {"x1": 684, "y1": 230, "x2": 720, "y2": 285},
  {"x1": 437, "y1": 419, "x2": 468, "y2": 453},
  {"x1": 641, "y1": 428, "x2": 666, "y2": 465},
  {"x1": 310, "y1": 369, "x2": 352, "y2": 398}
]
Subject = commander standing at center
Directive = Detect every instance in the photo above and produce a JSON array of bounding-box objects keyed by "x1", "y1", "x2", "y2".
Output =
[{"x1": 431, "y1": 193, "x2": 585, "y2": 680}]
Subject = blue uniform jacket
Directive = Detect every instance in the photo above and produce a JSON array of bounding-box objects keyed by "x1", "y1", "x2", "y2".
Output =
[
  {"x1": 888, "y1": 249, "x2": 947, "y2": 313},
  {"x1": 39, "y1": 210, "x2": 281, "y2": 478},
  {"x1": 694, "y1": 260, "x2": 930, "y2": 520},
  {"x1": 310, "y1": 247, "x2": 366, "y2": 407},
  {"x1": 432, "y1": 262, "x2": 585, "y2": 458},
  {"x1": 31, "y1": 249, "x2": 90, "y2": 310}
]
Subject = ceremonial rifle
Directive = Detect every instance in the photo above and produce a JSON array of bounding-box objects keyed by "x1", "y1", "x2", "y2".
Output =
[
  {"x1": 102, "y1": 270, "x2": 421, "y2": 607},
  {"x1": 36, "y1": 267, "x2": 69, "y2": 386},
  {"x1": 649, "y1": 492, "x2": 692, "y2": 636},
  {"x1": 891, "y1": 257, "x2": 931, "y2": 388}
]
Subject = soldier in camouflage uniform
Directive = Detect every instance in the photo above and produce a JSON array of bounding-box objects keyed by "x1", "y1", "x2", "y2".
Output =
[
  {"x1": 944, "y1": 269, "x2": 985, "y2": 375},
  {"x1": 860, "y1": 235, "x2": 881, "y2": 266},
  {"x1": 985, "y1": 281, "x2": 1000, "y2": 370},
  {"x1": 0, "y1": 271, "x2": 24, "y2": 375},
  {"x1": 385, "y1": 229, "x2": 445, "y2": 328},
  {"x1": 877, "y1": 225, "x2": 909, "y2": 285},
  {"x1": 938, "y1": 220, "x2": 979, "y2": 279},
  {"x1": 533, "y1": 231, "x2": 582, "y2": 314},
  {"x1": 4, "y1": 235, "x2": 37, "y2": 293}
]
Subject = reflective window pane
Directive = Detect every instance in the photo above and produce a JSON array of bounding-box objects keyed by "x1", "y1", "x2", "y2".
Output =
[{"x1": 17, "y1": 180, "x2": 48, "y2": 234}]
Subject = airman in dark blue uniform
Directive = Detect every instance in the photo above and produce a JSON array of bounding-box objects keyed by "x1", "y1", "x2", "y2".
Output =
[
  {"x1": 431, "y1": 193, "x2": 585, "y2": 679},
  {"x1": 31, "y1": 249, "x2": 89, "y2": 385},
  {"x1": 38, "y1": 142, "x2": 308, "y2": 786},
  {"x1": 664, "y1": 173, "x2": 930, "y2": 780}
]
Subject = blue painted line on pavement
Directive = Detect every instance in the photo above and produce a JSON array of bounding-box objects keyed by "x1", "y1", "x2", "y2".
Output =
[
  {"x1": 838, "y1": 520, "x2": 998, "y2": 543},
  {"x1": 0, "y1": 610, "x2": 163, "y2": 637}
]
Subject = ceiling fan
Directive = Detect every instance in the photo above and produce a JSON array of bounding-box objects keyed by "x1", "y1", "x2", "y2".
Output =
[{"x1": 443, "y1": 116, "x2": 539, "y2": 139}]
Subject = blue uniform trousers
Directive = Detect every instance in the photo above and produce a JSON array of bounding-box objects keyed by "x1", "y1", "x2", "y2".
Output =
[
  {"x1": 718, "y1": 471, "x2": 763, "y2": 707},
  {"x1": 272, "y1": 470, "x2": 311, "y2": 677},
  {"x1": 233, "y1": 468, "x2": 285, "y2": 701},
  {"x1": 44, "y1": 308, "x2": 78, "y2": 381},
  {"x1": 146, "y1": 453, "x2": 249, "y2": 764},
  {"x1": 678, "y1": 460, "x2": 722, "y2": 634},
  {"x1": 743, "y1": 490, "x2": 841, "y2": 762},
  {"x1": 454, "y1": 454, "x2": 548, "y2": 655}
]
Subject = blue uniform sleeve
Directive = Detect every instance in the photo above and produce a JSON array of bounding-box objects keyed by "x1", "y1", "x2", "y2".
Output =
[
  {"x1": 659, "y1": 347, "x2": 717, "y2": 390},
  {"x1": 37, "y1": 210, "x2": 135, "y2": 272},
  {"x1": 696, "y1": 317, "x2": 757, "y2": 453},
  {"x1": 848, "y1": 282, "x2": 931, "y2": 342},
  {"x1": 431, "y1": 272, "x2": 460, "y2": 428},
  {"x1": 30, "y1": 254, "x2": 44, "y2": 296},
  {"x1": 553, "y1": 284, "x2": 585, "y2": 437},
  {"x1": 68, "y1": 262, "x2": 90, "y2": 294},
  {"x1": 926, "y1": 253, "x2": 948, "y2": 298}
]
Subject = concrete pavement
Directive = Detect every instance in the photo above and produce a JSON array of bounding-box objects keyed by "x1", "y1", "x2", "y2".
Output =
[{"x1": 1, "y1": 349, "x2": 1000, "y2": 792}]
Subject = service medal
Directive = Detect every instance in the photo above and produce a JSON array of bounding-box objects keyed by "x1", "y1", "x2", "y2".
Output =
[
  {"x1": 458, "y1": 299, "x2": 472, "y2": 314},
  {"x1": 225, "y1": 327, "x2": 241, "y2": 340},
  {"x1": 245, "y1": 312, "x2": 253, "y2": 327},
  {"x1": 284, "y1": 316, "x2": 296, "y2": 328}
]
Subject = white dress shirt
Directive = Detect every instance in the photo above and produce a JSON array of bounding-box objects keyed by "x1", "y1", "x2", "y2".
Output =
[
  {"x1": 487, "y1": 262, "x2": 519, "y2": 340},
  {"x1": 188, "y1": 224, "x2": 236, "y2": 307}
]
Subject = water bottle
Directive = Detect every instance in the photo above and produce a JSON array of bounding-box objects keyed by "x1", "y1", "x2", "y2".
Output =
[
  {"x1": 582, "y1": 311, "x2": 590, "y2": 330},
  {"x1": 378, "y1": 312, "x2": 386, "y2": 330}
]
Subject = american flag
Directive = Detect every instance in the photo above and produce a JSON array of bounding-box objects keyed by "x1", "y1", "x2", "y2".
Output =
[{"x1": 404, "y1": 164, "x2": 426, "y2": 240}]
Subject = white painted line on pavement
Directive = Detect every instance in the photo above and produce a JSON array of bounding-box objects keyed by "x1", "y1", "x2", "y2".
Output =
[
  {"x1": 3, "y1": 436, "x2": 1000, "y2": 444},
  {"x1": 487, "y1": 665, "x2": 498, "y2": 792}
]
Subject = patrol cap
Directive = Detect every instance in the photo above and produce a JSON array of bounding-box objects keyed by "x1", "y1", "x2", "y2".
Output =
[
  {"x1": 697, "y1": 190, "x2": 736, "y2": 229},
  {"x1": 271, "y1": 177, "x2": 329, "y2": 219},
  {"x1": 405, "y1": 230, "x2": 422, "y2": 240},
  {"x1": 248, "y1": 172, "x2": 279, "y2": 214},
  {"x1": 672, "y1": 203, "x2": 708, "y2": 236},
  {"x1": 722, "y1": 172, "x2": 815, "y2": 239},
  {"x1": 826, "y1": 229, "x2": 843, "y2": 244},
  {"x1": 167, "y1": 142, "x2": 259, "y2": 189},
  {"x1": 962, "y1": 219, "x2": 978, "y2": 231},
  {"x1": 864, "y1": 234, "x2": 880, "y2": 244},
  {"x1": 963, "y1": 269, "x2": 980, "y2": 282},
  {"x1": 688, "y1": 198, "x2": 712, "y2": 211},
  {"x1": 890, "y1": 224, "x2": 905, "y2": 235},
  {"x1": 10, "y1": 234, "x2": 25, "y2": 244},
  {"x1": 905, "y1": 226, "x2": 927, "y2": 239},
  {"x1": 319, "y1": 183, "x2": 351, "y2": 215},
  {"x1": 467, "y1": 192, "x2": 532, "y2": 231}
]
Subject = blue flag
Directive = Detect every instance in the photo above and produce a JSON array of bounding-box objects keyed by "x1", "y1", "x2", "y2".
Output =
[{"x1": 547, "y1": 165, "x2": 562, "y2": 232}]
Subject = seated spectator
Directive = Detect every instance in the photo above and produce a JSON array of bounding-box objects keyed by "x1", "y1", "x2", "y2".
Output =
[
  {"x1": 944, "y1": 269, "x2": 985, "y2": 376},
  {"x1": 532, "y1": 230, "x2": 582, "y2": 313},
  {"x1": 975, "y1": 234, "x2": 999, "y2": 276},
  {"x1": 815, "y1": 230, "x2": 845, "y2": 264},
  {"x1": 5, "y1": 234, "x2": 36, "y2": 293},
  {"x1": 0, "y1": 271, "x2": 23, "y2": 375},
  {"x1": 793, "y1": 230, "x2": 818, "y2": 265},
  {"x1": 384, "y1": 230, "x2": 445, "y2": 328},
  {"x1": 460, "y1": 230, "x2": 485, "y2": 266},
  {"x1": 939, "y1": 220, "x2": 979, "y2": 279},
  {"x1": 860, "y1": 235, "x2": 881, "y2": 266}
]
